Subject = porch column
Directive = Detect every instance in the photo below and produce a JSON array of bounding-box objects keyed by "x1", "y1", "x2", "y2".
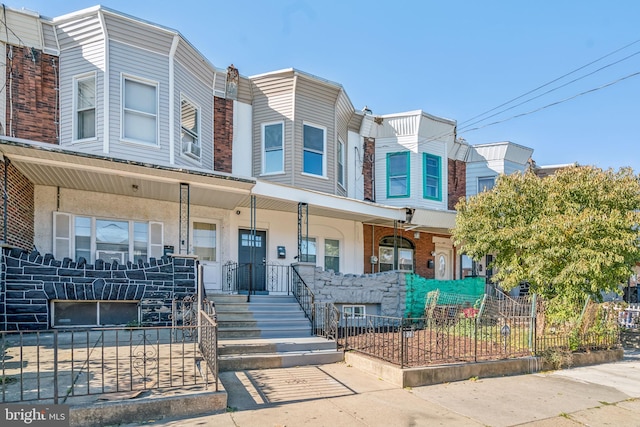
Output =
[{"x1": 179, "y1": 183, "x2": 190, "y2": 254}]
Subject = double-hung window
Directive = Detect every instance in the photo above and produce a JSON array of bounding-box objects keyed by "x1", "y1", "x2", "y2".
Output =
[
  {"x1": 263, "y1": 122, "x2": 284, "y2": 174},
  {"x1": 303, "y1": 124, "x2": 325, "y2": 176},
  {"x1": 423, "y1": 153, "x2": 441, "y2": 200},
  {"x1": 181, "y1": 97, "x2": 200, "y2": 159},
  {"x1": 300, "y1": 237, "x2": 317, "y2": 263},
  {"x1": 387, "y1": 152, "x2": 409, "y2": 197},
  {"x1": 337, "y1": 139, "x2": 345, "y2": 188},
  {"x1": 74, "y1": 74, "x2": 96, "y2": 140},
  {"x1": 324, "y1": 239, "x2": 340, "y2": 272},
  {"x1": 122, "y1": 76, "x2": 158, "y2": 145}
]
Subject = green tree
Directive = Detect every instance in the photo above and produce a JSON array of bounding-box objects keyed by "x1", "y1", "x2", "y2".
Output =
[{"x1": 453, "y1": 166, "x2": 640, "y2": 317}]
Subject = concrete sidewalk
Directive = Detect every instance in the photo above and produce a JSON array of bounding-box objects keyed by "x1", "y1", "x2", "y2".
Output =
[{"x1": 120, "y1": 349, "x2": 640, "y2": 427}]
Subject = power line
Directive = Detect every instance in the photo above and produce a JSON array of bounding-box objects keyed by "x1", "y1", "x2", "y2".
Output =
[{"x1": 458, "y1": 37, "x2": 640, "y2": 127}]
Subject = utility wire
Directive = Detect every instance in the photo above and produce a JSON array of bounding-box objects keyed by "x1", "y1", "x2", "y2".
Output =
[{"x1": 459, "y1": 37, "x2": 640, "y2": 126}]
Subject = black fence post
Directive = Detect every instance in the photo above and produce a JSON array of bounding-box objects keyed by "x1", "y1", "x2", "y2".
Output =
[{"x1": 53, "y1": 330, "x2": 59, "y2": 404}]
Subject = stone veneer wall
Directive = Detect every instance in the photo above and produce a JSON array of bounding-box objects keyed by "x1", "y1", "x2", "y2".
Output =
[
  {"x1": 294, "y1": 263, "x2": 406, "y2": 317},
  {"x1": 0, "y1": 247, "x2": 197, "y2": 331}
]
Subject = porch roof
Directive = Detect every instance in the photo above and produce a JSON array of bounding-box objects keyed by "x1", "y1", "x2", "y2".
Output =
[
  {"x1": 407, "y1": 208, "x2": 457, "y2": 234},
  {"x1": 0, "y1": 138, "x2": 407, "y2": 225},
  {"x1": 0, "y1": 138, "x2": 255, "y2": 209}
]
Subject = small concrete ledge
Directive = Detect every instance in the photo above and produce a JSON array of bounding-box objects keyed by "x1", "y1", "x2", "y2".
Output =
[
  {"x1": 69, "y1": 388, "x2": 227, "y2": 427},
  {"x1": 345, "y1": 348, "x2": 624, "y2": 388}
]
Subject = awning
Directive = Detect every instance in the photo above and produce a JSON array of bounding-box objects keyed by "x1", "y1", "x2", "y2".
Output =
[{"x1": 407, "y1": 208, "x2": 457, "y2": 233}]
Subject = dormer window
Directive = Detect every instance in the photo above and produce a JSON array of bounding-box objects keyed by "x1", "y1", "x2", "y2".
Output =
[
  {"x1": 423, "y1": 153, "x2": 441, "y2": 200},
  {"x1": 180, "y1": 97, "x2": 200, "y2": 159},
  {"x1": 122, "y1": 76, "x2": 158, "y2": 146},
  {"x1": 303, "y1": 123, "x2": 326, "y2": 177}
]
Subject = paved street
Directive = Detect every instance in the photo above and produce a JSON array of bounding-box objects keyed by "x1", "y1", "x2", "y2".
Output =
[{"x1": 123, "y1": 349, "x2": 640, "y2": 427}]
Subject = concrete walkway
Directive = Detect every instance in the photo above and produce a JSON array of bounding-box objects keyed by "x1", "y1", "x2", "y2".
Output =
[{"x1": 120, "y1": 349, "x2": 640, "y2": 427}]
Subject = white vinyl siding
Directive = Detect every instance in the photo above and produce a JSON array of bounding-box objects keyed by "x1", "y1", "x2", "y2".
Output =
[
  {"x1": 122, "y1": 76, "x2": 158, "y2": 146},
  {"x1": 262, "y1": 122, "x2": 284, "y2": 174}
]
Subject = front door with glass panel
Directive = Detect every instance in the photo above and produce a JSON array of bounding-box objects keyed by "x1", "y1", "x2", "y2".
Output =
[
  {"x1": 193, "y1": 221, "x2": 220, "y2": 291},
  {"x1": 238, "y1": 229, "x2": 267, "y2": 293}
]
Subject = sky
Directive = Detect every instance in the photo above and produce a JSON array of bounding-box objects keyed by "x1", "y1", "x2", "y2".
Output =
[{"x1": 10, "y1": 0, "x2": 640, "y2": 171}]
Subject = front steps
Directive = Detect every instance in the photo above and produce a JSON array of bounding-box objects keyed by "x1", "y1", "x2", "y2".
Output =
[{"x1": 210, "y1": 294, "x2": 343, "y2": 371}]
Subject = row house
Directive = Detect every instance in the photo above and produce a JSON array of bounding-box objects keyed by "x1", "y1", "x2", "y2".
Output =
[{"x1": 0, "y1": 5, "x2": 535, "y2": 329}]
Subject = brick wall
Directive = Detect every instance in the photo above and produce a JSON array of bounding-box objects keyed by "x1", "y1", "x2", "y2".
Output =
[
  {"x1": 363, "y1": 224, "x2": 452, "y2": 278},
  {"x1": 363, "y1": 137, "x2": 375, "y2": 201},
  {"x1": 6, "y1": 46, "x2": 58, "y2": 143},
  {"x1": 213, "y1": 96, "x2": 233, "y2": 173},
  {"x1": 0, "y1": 160, "x2": 34, "y2": 250},
  {"x1": 1, "y1": 248, "x2": 197, "y2": 331},
  {"x1": 448, "y1": 158, "x2": 466, "y2": 210}
]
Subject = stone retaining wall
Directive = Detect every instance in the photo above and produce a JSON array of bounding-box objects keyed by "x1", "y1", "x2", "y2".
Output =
[{"x1": 0, "y1": 247, "x2": 197, "y2": 330}]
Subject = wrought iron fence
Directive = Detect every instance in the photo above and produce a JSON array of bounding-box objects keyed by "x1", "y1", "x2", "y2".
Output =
[
  {"x1": 0, "y1": 324, "x2": 217, "y2": 404},
  {"x1": 222, "y1": 262, "x2": 292, "y2": 294},
  {"x1": 312, "y1": 303, "x2": 340, "y2": 340},
  {"x1": 291, "y1": 265, "x2": 314, "y2": 322}
]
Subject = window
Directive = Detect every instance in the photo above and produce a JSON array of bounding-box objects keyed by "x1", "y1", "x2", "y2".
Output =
[
  {"x1": 303, "y1": 124, "x2": 325, "y2": 176},
  {"x1": 53, "y1": 212, "x2": 163, "y2": 264},
  {"x1": 337, "y1": 139, "x2": 345, "y2": 187},
  {"x1": 478, "y1": 176, "x2": 495, "y2": 192},
  {"x1": 423, "y1": 154, "x2": 441, "y2": 200},
  {"x1": 378, "y1": 236, "x2": 414, "y2": 272},
  {"x1": 343, "y1": 305, "x2": 365, "y2": 319},
  {"x1": 53, "y1": 301, "x2": 138, "y2": 327},
  {"x1": 263, "y1": 122, "x2": 284, "y2": 174},
  {"x1": 75, "y1": 74, "x2": 96, "y2": 140},
  {"x1": 122, "y1": 77, "x2": 157, "y2": 145},
  {"x1": 387, "y1": 152, "x2": 409, "y2": 197},
  {"x1": 460, "y1": 254, "x2": 476, "y2": 278},
  {"x1": 300, "y1": 237, "x2": 316, "y2": 263},
  {"x1": 181, "y1": 97, "x2": 200, "y2": 159},
  {"x1": 193, "y1": 222, "x2": 216, "y2": 261},
  {"x1": 324, "y1": 239, "x2": 340, "y2": 272}
]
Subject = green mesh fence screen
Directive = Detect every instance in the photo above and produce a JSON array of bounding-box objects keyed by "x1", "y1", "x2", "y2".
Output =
[{"x1": 404, "y1": 274, "x2": 486, "y2": 318}]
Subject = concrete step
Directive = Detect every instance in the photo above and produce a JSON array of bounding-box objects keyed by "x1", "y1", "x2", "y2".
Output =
[
  {"x1": 217, "y1": 337, "x2": 337, "y2": 355},
  {"x1": 215, "y1": 311, "x2": 307, "y2": 321},
  {"x1": 218, "y1": 325, "x2": 312, "y2": 339},
  {"x1": 218, "y1": 348, "x2": 344, "y2": 371},
  {"x1": 214, "y1": 303, "x2": 304, "y2": 313},
  {"x1": 218, "y1": 319, "x2": 311, "y2": 329}
]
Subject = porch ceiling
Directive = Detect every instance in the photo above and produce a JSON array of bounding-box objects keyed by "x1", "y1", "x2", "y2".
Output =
[{"x1": 0, "y1": 139, "x2": 254, "y2": 209}]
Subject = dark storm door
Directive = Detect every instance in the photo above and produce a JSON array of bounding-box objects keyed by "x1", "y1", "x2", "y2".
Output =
[{"x1": 238, "y1": 229, "x2": 267, "y2": 293}]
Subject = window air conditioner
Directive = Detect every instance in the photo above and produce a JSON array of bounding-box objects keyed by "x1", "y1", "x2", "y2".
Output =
[
  {"x1": 96, "y1": 250, "x2": 126, "y2": 264},
  {"x1": 182, "y1": 140, "x2": 201, "y2": 158}
]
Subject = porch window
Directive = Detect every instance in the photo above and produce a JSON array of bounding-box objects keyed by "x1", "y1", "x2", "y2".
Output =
[
  {"x1": 181, "y1": 97, "x2": 200, "y2": 159},
  {"x1": 378, "y1": 236, "x2": 414, "y2": 272},
  {"x1": 263, "y1": 122, "x2": 284, "y2": 174},
  {"x1": 74, "y1": 74, "x2": 96, "y2": 140},
  {"x1": 423, "y1": 153, "x2": 441, "y2": 200},
  {"x1": 387, "y1": 152, "x2": 409, "y2": 197},
  {"x1": 122, "y1": 76, "x2": 158, "y2": 145},
  {"x1": 54, "y1": 212, "x2": 163, "y2": 264},
  {"x1": 343, "y1": 305, "x2": 365, "y2": 319},
  {"x1": 303, "y1": 123, "x2": 325, "y2": 176},
  {"x1": 324, "y1": 239, "x2": 340, "y2": 272},
  {"x1": 300, "y1": 237, "x2": 316, "y2": 263},
  {"x1": 193, "y1": 222, "x2": 216, "y2": 261}
]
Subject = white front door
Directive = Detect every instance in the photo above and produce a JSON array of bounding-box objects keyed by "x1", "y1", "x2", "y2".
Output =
[{"x1": 192, "y1": 221, "x2": 220, "y2": 292}]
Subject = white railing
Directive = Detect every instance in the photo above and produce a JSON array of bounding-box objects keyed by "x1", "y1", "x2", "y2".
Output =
[{"x1": 619, "y1": 303, "x2": 640, "y2": 329}]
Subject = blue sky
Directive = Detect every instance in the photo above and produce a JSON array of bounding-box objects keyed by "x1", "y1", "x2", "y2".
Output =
[{"x1": 12, "y1": 1, "x2": 640, "y2": 171}]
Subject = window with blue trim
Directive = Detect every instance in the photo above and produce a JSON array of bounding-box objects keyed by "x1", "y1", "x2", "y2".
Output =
[
  {"x1": 387, "y1": 152, "x2": 410, "y2": 197},
  {"x1": 423, "y1": 153, "x2": 441, "y2": 200}
]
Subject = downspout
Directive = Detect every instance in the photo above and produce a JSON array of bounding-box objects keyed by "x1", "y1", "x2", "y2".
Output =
[
  {"x1": 98, "y1": 11, "x2": 109, "y2": 153},
  {"x1": 3, "y1": 156, "x2": 7, "y2": 244}
]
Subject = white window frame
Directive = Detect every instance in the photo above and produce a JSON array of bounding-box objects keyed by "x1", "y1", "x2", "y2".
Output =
[
  {"x1": 72, "y1": 72, "x2": 97, "y2": 142},
  {"x1": 261, "y1": 121, "x2": 285, "y2": 175},
  {"x1": 337, "y1": 138, "x2": 345, "y2": 188},
  {"x1": 192, "y1": 220, "x2": 218, "y2": 262},
  {"x1": 478, "y1": 176, "x2": 496, "y2": 193},
  {"x1": 302, "y1": 122, "x2": 327, "y2": 178},
  {"x1": 53, "y1": 212, "x2": 163, "y2": 264},
  {"x1": 343, "y1": 305, "x2": 366, "y2": 319},
  {"x1": 180, "y1": 95, "x2": 201, "y2": 161},
  {"x1": 121, "y1": 74, "x2": 159, "y2": 146},
  {"x1": 300, "y1": 236, "x2": 317, "y2": 263},
  {"x1": 324, "y1": 238, "x2": 340, "y2": 273}
]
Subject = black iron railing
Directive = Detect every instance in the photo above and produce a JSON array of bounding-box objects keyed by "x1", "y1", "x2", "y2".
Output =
[
  {"x1": 291, "y1": 265, "x2": 314, "y2": 322},
  {"x1": 223, "y1": 262, "x2": 292, "y2": 294}
]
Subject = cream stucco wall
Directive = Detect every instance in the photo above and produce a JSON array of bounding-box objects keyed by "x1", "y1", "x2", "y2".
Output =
[{"x1": 34, "y1": 186, "x2": 366, "y2": 277}]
